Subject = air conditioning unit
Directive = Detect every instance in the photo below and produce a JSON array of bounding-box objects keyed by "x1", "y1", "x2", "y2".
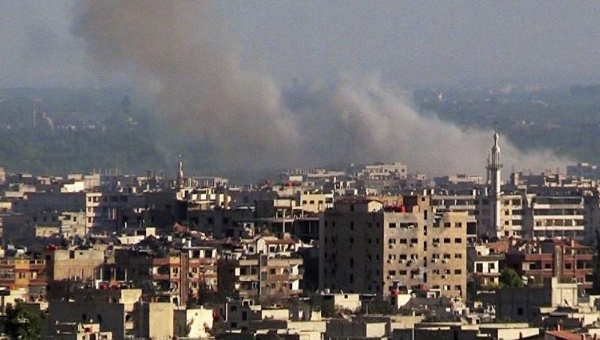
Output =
[
  {"x1": 432, "y1": 259, "x2": 438, "y2": 263},
  {"x1": 387, "y1": 260, "x2": 392, "y2": 263},
  {"x1": 434, "y1": 243, "x2": 438, "y2": 247},
  {"x1": 410, "y1": 243, "x2": 416, "y2": 247},
  {"x1": 399, "y1": 260, "x2": 405, "y2": 264},
  {"x1": 389, "y1": 245, "x2": 394, "y2": 249},
  {"x1": 442, "y1": 275, "x2": 447, "y2": 279},
  {"x1": 387, "y1": 275, "x2": 393, "y2": 279},
  {"x1": 442, "y1": 259, "x2": 448, "y2": 264}
]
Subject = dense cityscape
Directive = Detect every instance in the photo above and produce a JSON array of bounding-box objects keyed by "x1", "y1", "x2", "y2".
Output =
[
  {"x1": 0, "y1": 130, "x2": 598, "y2": 339},
  {"x1": 5, "y1": 1, "x2": 600, "y2": 340}
]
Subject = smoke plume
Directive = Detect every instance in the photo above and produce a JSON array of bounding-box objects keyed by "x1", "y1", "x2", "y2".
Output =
[{"x1": 72, "y1": 1, "x2": 570, "y2": 176}]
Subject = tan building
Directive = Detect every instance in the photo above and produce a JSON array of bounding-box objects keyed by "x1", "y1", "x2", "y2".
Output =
[
  {"x1": 53, "y1": 322, "x2": 113, "y2": 340},
  {"x1": 115, "y1": 244, "x2": 218, "y2": 307},
  {"x1": 321, "y1": 196, "x2": 467, "y2": 299},
  {"x1": 45, "y1": 246, "x2": 106, "y2": 281},
  {"x1": 134, "y1": 301, "x2": 174, "y2": 340},
  {"x1": 218, "y1": 236, "x2": 304, "y2": 300},
  {"x1": 48, "y1": 288, "x2": 142, "y2": 339},
  {"x1": 174, "y1": 306, "x2": 214, "y2": 339},
  {"x1": 0, "y1": 256, "x2": 46, "y2": 300}
]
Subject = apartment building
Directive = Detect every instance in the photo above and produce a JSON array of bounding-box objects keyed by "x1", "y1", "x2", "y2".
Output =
[
  {"x1": 44, "y1": 246, "x2": 106, "y2": 281},
  {"x1": 430, "y1": 189, "x2": 478, "y2": 239},
  {"x1": 218, "y1": 235, "x2": 304, "y2": 300},
  {"x1": 48, "y1": 288, "x2": 142, "y2": 339},
  {"x1": 467, "y1": 243, "x2": 503, "y2": 292},
  {"x1": 114, "y1": 243, "x2": 218, "y2": 307},
  {"x1": 0, "y1": 256, "x2": 46, "y2": 300},
  {"x1": 505, "y1": 239, "x2": 594, "y2": 291},
  {"x1": 477, "y1": 194, "x2": 528, "y2": 238},
  {"x1": 522, "y1": 195, "x2": 586, "y2": 240},
  {"x1": 219, "y1": 254, "x2": 303, "y2": 300},
  {"x1": 320, "y1": 196, "x2": 467, "y2": 299}
]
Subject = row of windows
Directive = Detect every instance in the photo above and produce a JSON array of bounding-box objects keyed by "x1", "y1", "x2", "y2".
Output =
[
  {"x1": 87, "y1": 196, "x2": 128, "y2": 203},
  {"x1": 431, "y1": 237, "x2": 463, "y2": 244},
  {"x1": 431, "y1": 284, "x2": 463, "y2": 291},
  {"x1": 434, "y1": 222, "x2": 463, "y2": 228},
  {"x1": 431, "y1": 253, "x2": 463, "y2": 259},
  {"x1": 430, "y1": 269, "x2": 462, "y2": 275}
]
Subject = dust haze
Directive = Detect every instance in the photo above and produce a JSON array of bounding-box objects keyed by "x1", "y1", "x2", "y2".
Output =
[{"x1": 72, "y1": 1, "x2": 570, "y2": 176}]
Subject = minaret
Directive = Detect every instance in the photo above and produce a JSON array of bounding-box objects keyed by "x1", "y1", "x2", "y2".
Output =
[
  {"x1": 176, "y1": 155, "x2": 184, "y2": 189},
  {"x1": 486, "y1": 130, "x2": 503, "y2": 237}
]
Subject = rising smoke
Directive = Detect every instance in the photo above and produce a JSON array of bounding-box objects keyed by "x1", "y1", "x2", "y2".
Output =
[{"x1": 72, "y1": 1, "x2": 570, "y2": 176}]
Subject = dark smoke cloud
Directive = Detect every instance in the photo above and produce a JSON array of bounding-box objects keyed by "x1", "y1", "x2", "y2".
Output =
[{"x1": 72, "y1": 1, "x2": 570, "y2": 176}]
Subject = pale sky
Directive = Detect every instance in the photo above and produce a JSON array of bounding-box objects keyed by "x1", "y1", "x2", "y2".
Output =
[{"x1": 2, "y1": 1, "x2": 600, "y2": 88}]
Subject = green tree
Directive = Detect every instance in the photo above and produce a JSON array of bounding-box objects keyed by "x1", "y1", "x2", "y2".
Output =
[
  {"x1": 4, "y1": 302, "x2": 45, "y2": 339},
  {"x1": 499, "y1": 268, "x2": 524, "y2": 288}
]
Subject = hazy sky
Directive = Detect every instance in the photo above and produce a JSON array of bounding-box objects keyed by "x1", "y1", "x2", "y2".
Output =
[{"x1": 2, "y1": 1, "x2": 600, "y2": 89}]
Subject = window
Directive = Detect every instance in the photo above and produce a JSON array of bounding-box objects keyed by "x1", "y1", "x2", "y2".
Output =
[
  {"x1": 517, "y1": 308, "x2": 524, "y2": 316},
  {"x1": 444, "y1": 238, "x2": 451, "y2": 243},
  {"x1": 455, "y1": 222, "x2": 462, "y2": 228},
  {"x1": 389, "y1": 223, "x2": 397, "y2": 228},
  {"x1": 454, "y1": 269, "x2": 462, "y2": 275},
  {"x1": 454, "y1": 238, "x2": 462, "y2": 243},
  {"x1": 454, "y1": 253, "x2": 463, "y2": 259},
  {"x1": 388, "y1": 270, "x2": 396, "y2": 276}
]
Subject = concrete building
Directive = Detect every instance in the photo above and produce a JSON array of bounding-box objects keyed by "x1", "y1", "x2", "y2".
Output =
[
  {"x1": 467, "y1": 243, "x2": 503, "y2": 293},
  {"x1": 48, "y1": 289, "x2": 142, "y2": 339},
  {"x1": 115, "y1": 244, "x2": 218, "y2": 307},
  {"x1": 133, "y1": 301, "x2": 174, "y2": 340},
  {"x1": 53, "y1": 322, "x2": 113, "y2": 340},
  {"x1": 505, "y1": 239, "x2": 594, "y2": 291},
  {"x1": 0, "y1": 256, "x2": 46, "y2": 300},
  {"x1": 494, "y1": 277, "x2": 578, "y2": 323},
  {"x1": 321, "y1": 196, "x2": 467, "y2": 299},
  {"x1": 325, "y1": 318, "x2": 388, "y2": 340},
  {"x1": 173, "y1": 306, "x2": 213, "y2": 339},
  {"x1": 45, "y1": 246, "x2": 106, "y2": 282},
  {"x1": 523, "y1": 195, "x2": 586, "y2": 240},
  {"x1": 567, "y1": 162, "x2": 600, "y2": 180},
  {"x1": 218, "y1": 235, "x2": 304, "y2": 300}
]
